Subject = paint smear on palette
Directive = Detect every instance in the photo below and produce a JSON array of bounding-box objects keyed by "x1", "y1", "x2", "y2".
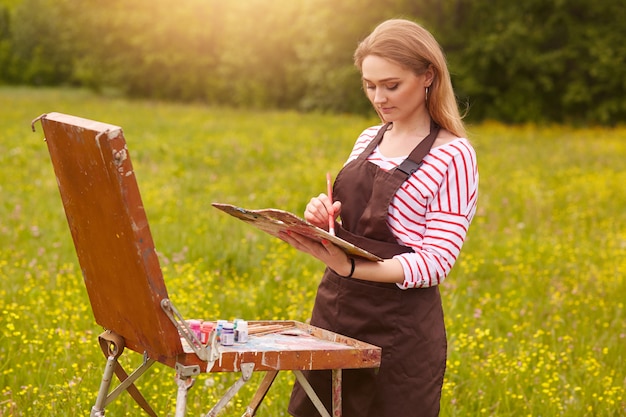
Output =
[{"x1": 220, "y1": 331, "x2": 357, "y2": 353}]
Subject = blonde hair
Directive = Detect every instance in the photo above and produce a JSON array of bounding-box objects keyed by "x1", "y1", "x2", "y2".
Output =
[{"x1": 354, "y1": 19, "x2": 466, "y2": 138}]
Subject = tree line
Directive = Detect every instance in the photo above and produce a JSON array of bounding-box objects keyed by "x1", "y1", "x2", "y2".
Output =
[{"x1": 1, "y1": 0, "x2": 624, "y2": 125}]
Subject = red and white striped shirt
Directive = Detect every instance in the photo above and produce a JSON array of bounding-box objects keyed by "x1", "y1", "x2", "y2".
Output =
[{"x1": 346, "y1": 126, "x2": 479, "y2": 289}]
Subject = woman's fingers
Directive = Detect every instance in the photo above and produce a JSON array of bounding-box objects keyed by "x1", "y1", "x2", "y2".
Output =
[{"x1": 304, "y1": 193, "x2": 333, "y2": 226}]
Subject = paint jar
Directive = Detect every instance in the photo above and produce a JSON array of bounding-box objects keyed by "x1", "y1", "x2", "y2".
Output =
[
  {"x1": 216, "y1": 319, "x2": 228, "y2": 343},
  {"x1": 221, "y1": 322, "x2": 235, "y2": 346},
  {"x1": 200, "y1": 321, "x2": 214, "y2": 345},
  {"x1": 235, "y1": 320, "x2": 248, "y2": 343},
  {"x1": 187, "y1": 319, "x2": 202, "y2": 341},
  {"x1": 233, "y1": 318, "x2": 242, "y2": 332}
]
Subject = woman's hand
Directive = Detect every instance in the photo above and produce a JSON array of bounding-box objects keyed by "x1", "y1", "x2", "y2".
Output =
[
  {"x1": 304, "y1": 193, "x2": 342, "y2": 230},
  {"x1": 278, "y1": 230, "x2": 353, "y2": 277},
  {"x1": 279, "y1": 229, "x2": 405, "y2": 284}
]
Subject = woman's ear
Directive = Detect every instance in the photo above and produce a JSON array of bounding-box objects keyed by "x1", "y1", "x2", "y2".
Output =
[{"x1": 424, "y1": 64, "x2": 435, "y2": 87}]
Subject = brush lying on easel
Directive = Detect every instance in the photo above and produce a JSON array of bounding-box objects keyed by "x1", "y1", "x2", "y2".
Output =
[{"x1": 247, "y1": 322, "x2": 297, "y2": 336}]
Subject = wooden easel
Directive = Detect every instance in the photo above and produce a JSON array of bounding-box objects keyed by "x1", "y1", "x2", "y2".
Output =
[{"x1": 33, "y1": 113, "x2": 381, "y2": 417}]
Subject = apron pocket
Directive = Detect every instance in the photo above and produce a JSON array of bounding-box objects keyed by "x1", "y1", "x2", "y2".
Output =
[{"x1": 336, "y1": 276, "x2": 401, "y2": 350}]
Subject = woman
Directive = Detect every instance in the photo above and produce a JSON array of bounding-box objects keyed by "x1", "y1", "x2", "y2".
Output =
[{"x1": 282, "y1": 18, "x2": 478, "y2": 416}]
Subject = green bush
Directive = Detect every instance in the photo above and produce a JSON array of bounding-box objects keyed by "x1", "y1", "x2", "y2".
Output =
[{"x1": 1, "y1": 0, "x2": 625, "y2": 124}]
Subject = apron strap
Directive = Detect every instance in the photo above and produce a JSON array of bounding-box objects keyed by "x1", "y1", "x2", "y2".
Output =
[
  {"x1": 356, "y1": 120, "x2": 441, "y2": 177},
  {"x1": 356, "y1": 123, "x2": 392, "y2": 161},
  {"x1": 396, "y1": 119, "x2": 440, "y2": 177}
]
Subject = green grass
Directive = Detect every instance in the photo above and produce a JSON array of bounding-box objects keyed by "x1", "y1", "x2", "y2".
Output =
[{"x1": 1, "y1": 87, "x2": 625, "y2": 416}]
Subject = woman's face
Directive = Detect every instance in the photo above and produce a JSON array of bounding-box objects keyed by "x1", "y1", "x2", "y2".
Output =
[{"x1": 361, "y1": 55, "x2": 431, "y2": 124}]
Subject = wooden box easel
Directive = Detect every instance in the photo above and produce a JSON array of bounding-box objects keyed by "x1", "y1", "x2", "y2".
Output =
[{"x1": 33, "y1": 113, "x2": 381, "y2": 417}]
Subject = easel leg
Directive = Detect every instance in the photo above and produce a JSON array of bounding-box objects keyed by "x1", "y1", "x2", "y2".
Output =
[
  {"x1": 205, "y1": 363, "x2": 255, "y2": 417},
  {"x1": 174, "y1": 363, "x2": 200, "y2": 417},
  {"x1": 293, "y1": 371, "x2": 332, "y2": 417},
  {"x1": 241, "y1": 370, "x2": 279, "y2": 417},
  {"x1": 90, "y1": 355, "x2": 117, "y2": 417},
  {"x1": 332, "y1": 369, "x2": 342, "y2": 417},
  {"x1": 175, "y1": 375, "x2": 195, "y2": 417}
]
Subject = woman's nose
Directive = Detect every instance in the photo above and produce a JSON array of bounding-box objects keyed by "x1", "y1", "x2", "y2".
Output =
[{"x1": 373, "y1": 88, "x2": 387, "y2": 104}]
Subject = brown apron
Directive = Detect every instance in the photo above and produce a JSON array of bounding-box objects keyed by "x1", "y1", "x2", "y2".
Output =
[{"x1": 289, "y1": 122, "x2": 447, "y2": 417}]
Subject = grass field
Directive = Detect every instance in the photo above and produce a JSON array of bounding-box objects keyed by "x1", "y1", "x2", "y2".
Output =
[{"x1": 1, "y1": 87, "x2": 625, "y2": 416}]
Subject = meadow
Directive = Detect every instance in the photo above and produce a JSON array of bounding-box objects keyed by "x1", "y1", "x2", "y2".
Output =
[{"x1": 1, "y1": 87, "x2": 625, "y2": 416}]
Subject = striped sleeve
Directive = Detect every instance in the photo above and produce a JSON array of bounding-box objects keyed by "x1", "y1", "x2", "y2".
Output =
[{"x1": 393, "y1": 139, "x2": 478, "y2": 289}]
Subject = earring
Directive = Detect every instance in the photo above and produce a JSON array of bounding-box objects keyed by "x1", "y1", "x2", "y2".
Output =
[{"x1": 425, "y1": 86, "x2": 430, "y2": 102}]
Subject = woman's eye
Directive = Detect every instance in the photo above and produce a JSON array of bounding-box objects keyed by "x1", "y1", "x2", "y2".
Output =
[{"x1": 364, "y1": 83, "x2": 398, "y2": 91}]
